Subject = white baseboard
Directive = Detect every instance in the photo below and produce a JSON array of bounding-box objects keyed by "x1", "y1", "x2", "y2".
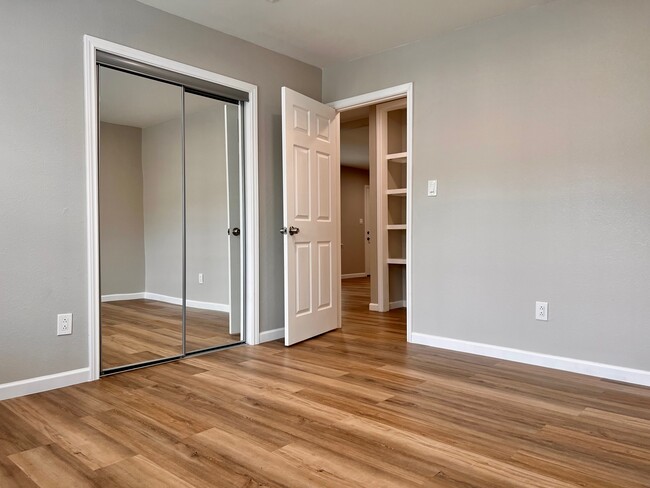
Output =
[
  {"x1": 410, "y1": 332, "x2": 650, "y2": 387},
  {"x1": 368, "y1": 302, "x2": 405, "y2": 312},
  {"x1": 341, "y1": 273, "x2": 368, "y2": 280},
  {"x1": 101, "y1": 292, "x2": 145, "y2": 302},
  {"x1": 0, "y1": 368, "x2": 91, "y2": 401},
  {"x1": 259, "y1": 327, "x2": 284, "y2": 343},
  {"x1": 101, "y1": 292, "x2": 230, "y2": 313}
]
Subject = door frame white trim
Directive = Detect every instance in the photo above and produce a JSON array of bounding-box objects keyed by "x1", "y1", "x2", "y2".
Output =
[
  {"x1": 328, "y1": 83, "x2": 413, "y2": 343},
  {"x1": 84, "y1": 35, "x2": 260, "y2": 380}
]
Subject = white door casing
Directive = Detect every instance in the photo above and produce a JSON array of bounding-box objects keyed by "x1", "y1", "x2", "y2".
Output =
[{"x1": 282, "y1": 87, "x2": 341, "y2": 346}]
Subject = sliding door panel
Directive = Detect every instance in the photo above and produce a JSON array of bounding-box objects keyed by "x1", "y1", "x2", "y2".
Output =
[
  {"x1": 184, "y1": 93, "x2": 243, "y2": 352},
  {"x1": 99, "y1": 66, "x2": 183, "y2": 372},
  {"x1": 225, "y1": 103, "x2": 243, "y2": 337}
]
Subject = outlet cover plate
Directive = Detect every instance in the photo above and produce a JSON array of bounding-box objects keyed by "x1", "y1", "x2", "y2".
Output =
[
  {"x1": 57, "y1": 313, "x2": 73, "y2": 335},
  {"x1": 535, "y1": 301, "x2": 548, "y2": 321}
]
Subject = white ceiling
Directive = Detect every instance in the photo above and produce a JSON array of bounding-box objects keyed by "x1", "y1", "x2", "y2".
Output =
[{"x1": 137, "y1": 0, "x2": 552, "y2": 68}]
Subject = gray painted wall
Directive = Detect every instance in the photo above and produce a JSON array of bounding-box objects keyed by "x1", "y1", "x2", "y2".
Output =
[
  {"x1": 0, "y1": 0, "x2": 320, "y2": 384},
  {"x1": 340, "y1": 167, "x2": 369, "y2": 276},
  {"x1": 141, "y1": 116, "x2": 184, "y2": 300},
  {"x1": 185, "y1": 101, "x2": 230, "y2": 306},
  {"x1": 140, "y1": 106, "x2": 233, "y2": 305},
  {"x1": 340, "y1": 124, "x2": 370, "y2": 170},
  {"x1": 99, "y1": 123, "x2": 146, "y2": 296},
  {"x1": 324, "y1": 0, "x2": 650, "y2": 371},
  {"x1": 101, "y1": 104, "x2": 230, "y2": 306}
]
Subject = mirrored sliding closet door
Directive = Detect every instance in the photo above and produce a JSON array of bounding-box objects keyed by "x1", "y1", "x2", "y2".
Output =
[
  {"x1": 98, "y1": 60, "x2": 244, "y2": 375},
  {"x1": 184, "y1": 93, "x2": 243, "y2": 354}
]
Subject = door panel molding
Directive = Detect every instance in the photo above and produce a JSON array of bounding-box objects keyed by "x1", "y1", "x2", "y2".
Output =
[{"x1": 282, "y1": 87, "x2": 341, "y2": 346}]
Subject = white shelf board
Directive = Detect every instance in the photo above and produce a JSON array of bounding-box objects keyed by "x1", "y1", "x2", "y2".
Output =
[
  {"x1": 386, "y1": 188, "x2": 407, "y2": 196},
  {"x1": 386, "y1": 152, "x2": 407, "y2": 163},
  {"x1": 387, "y1": 258, "x2": 407, "y2": 265},
  {"x1": 387, "y1": 224, "x2": 407, "y2": 230}
]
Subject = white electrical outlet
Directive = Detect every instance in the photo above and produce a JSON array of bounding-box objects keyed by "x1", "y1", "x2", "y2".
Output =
[
  {"x1": 57, "y1": 313, "x2": 73, "y2": 335},
  {"x1": 535, "y1": 302, "x2": 548, "y2": 321},
  {"x1": 198, "y1": 273, "x2": 204, "y2": 284}
]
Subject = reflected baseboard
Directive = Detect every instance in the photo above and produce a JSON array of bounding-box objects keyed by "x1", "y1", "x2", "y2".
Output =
[
  {"x1": 102, "y1": 292, "x2": 146, "y2": 302},
  {"x1": 101, "y1": 292, "x2": 230, "y2": 313}
]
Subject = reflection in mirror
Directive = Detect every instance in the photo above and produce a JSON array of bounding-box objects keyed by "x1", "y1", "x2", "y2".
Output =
[
  {"x1": 185, "y1": 93, "x2": 243, "y2": 352},
  {"x1": 99, "y1": 66, "x2": 183, "y2": 371}
]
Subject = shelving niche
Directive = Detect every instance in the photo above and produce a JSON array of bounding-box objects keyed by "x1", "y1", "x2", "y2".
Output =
[{"x1": 377, "y1": 98, "x2": 407, "y2": 311}]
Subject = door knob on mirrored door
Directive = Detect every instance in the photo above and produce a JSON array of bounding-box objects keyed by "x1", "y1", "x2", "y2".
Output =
[{"x1": 229, "y1": 227, "x2": 240, "y2": 236}]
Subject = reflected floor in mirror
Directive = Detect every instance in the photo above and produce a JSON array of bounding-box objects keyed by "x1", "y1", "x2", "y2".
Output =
[{"x1": 101, "y1": 300, "x2": 238, "y2": 370}]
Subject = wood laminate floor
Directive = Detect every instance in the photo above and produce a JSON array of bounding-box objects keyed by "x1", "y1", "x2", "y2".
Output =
[
  {"x1": 101, "y1": 300, "x2": 240, "y2": 370},
  {"x1": 2, "y1": 278, "x2": 650, "y2": 486}
]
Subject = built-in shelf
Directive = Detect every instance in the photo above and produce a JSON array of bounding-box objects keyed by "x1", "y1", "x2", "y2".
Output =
[
  {"x1": 386, "y1": 152, "x2": 407, "y2": 163},
  {"x1": 378, "y1": 98, "x2": 408, "y2": 312}
]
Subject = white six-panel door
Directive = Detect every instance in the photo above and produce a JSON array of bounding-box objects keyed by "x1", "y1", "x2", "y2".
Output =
[{"x1": 281, "y1": 87, "x2": 340, "y2": 346}]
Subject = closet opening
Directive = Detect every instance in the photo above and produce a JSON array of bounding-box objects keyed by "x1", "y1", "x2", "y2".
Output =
[{"x1": 96, "y1": 54, "x2": 247, "y2": 375}]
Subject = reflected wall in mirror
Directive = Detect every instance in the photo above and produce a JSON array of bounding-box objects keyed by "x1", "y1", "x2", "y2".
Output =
[
  {"x1": 185, "y1": 93, "x2": 242, "y2": 352},
  {"x1": 99, "y1": 66, "x2": 183, "y2": 372}
]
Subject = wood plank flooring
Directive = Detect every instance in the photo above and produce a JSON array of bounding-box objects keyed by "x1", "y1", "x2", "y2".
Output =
[
  {"x1": 101, "y1": 300, "x2": 239, "y2": 370},
  {"x1": 2, "y1": 277, "x2": 650, "y2": 486}
]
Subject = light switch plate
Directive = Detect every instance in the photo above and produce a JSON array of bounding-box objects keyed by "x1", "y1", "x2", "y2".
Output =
[{"x1": 427, "y1": 180, "x2": 437, "y2": 197}]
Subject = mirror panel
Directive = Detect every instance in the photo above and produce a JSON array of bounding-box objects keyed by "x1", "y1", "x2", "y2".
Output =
[
  {"x1": 184, "y1": 93, "x2": 242, "y2": 352},
  {"x1": 225, "y1": 103, "x2": 243, "y2": 341},
  {"x1": 99, "y1": 66, "x2": 183, "y2": 371}
]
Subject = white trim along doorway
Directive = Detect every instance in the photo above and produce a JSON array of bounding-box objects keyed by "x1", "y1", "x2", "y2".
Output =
[{"x1": 84, "y1": 36, "x2": 260, "y2": 381}]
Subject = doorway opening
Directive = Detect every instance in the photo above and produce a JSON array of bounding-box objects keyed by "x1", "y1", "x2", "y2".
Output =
[
  {"x1": 338, "y1": 94, "x2": 410, "y2": 339},
  {"x1": 276, "y1": 83, "x2": 413, "y2": 346}
]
